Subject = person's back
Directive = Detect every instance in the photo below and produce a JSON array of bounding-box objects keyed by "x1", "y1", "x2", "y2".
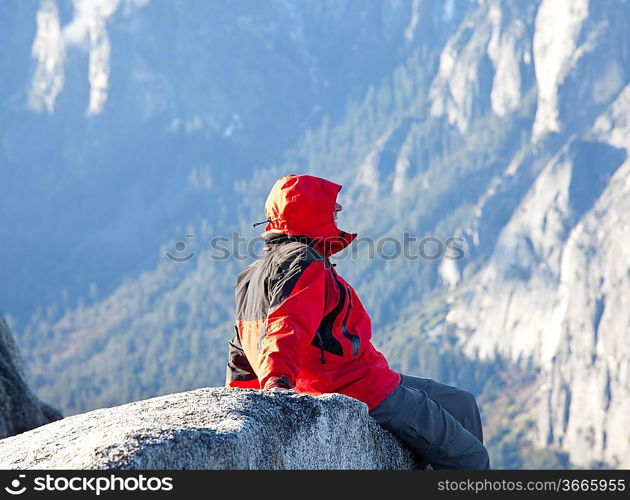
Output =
[{"x1": 226, "y1": 174, "x2": 490, "y2": 470}]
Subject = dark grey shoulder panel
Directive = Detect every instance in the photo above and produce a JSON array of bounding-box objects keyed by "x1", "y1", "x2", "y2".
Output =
[
  {"x1": 236, "y1": 242, "x2": 324, "y2": 321},
  {"x1": 235, "y1": 262, "x2": 261, "y2": 321},
  {"x1": 268, "y1": 245, "x2": 322, "y2": 312}
]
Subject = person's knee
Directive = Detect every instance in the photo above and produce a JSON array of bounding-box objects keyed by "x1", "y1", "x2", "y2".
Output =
[
  {"x1": 461, "y1": 389, "x2": 479, "y2": 408},
  {"x1": 474, "y1": 446, "x2": 491, "y2": 470},
  {"x1": 429, "y1": 439, "x2": 491, "y2": 470},
  {"x1": 457, "y1": 441, "x2": 491, "y2": 470},
  {"x1": 459, "y1": 389, "x2": 482, "y2": 419}
]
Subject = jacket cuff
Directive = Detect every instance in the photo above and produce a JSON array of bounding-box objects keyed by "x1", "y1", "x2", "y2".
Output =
[{"x1": 265, "y1": 376, "x2": 292, "y2": 389}]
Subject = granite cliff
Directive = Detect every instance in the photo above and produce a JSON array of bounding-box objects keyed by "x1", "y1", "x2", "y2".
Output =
[
  {"x1": 0, "y1": 387, "x2": 426, "y2": 470},
  {"x1": 0, "y1": 314, "x2": 61, "y2": 438}
]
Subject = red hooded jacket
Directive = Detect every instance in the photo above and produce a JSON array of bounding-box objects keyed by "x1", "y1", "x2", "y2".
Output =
[{"x1": 225, "y1": 174, "x2": 401, "y2": 410}]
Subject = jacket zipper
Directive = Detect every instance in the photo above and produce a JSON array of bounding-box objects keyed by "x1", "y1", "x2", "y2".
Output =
[
  {"x1": 341, "y1": 285, "x2": 361, "y2": 357},
  {"x1": 315, "y1": 331, "x2": 326, "y2": 364}
]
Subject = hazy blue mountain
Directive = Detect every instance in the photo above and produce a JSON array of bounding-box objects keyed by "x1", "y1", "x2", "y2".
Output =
[
  {"x1": 2, "y1": 0, "x2": 629, "y2": 469},
  {"x1": 2, "y1": 0, "x2": 458, "y2": 323}
]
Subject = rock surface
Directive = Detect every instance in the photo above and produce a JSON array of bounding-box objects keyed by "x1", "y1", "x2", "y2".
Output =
[
  {"x1": 0, "y1": 387, "x2": 426, "y2": 470},
  {"x1": 0, "y1": 314, "x2": 62, "y2": 439}
]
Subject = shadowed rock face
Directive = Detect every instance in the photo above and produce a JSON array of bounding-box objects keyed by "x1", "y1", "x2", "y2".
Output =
[
  {"x1": 0, "y1": 387, "x2": 427, "y2": 470},
  {"x1": 0, "y1": 314, "x2": 62, "y2": 438}
]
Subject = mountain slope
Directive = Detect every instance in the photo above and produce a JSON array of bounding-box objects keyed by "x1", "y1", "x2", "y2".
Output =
[
  {"x1": 2, "y1": 0, "x2": 444, "y2": 323},
  {"x1": 442, "y1": 88, "x2": 630, "y2": 468},
  {"x1": 6, "y1": 0, "x2": 630, "y2": 469}
]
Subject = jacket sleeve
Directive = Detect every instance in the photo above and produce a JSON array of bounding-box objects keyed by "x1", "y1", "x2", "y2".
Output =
[
  {"x1": 225, "y1": 326, "x2": 261, "y2": 389},
  {"x1": 258, "y1": 259, "x2": 327, "y2": 389}
]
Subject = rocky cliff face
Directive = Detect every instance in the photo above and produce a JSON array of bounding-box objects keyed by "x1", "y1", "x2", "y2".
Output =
[
  {"x1": 0, "y1": 387, "x2": 425, "y2": 470},
  {"x1": 350, "y1": 0, "x2": 630, "y2": 468},
  {"x1": 0, "y1": 314, "x2": 62, "y2": 438},
  {"x1": 445, "y1": 89, "x2": 630, "y2": 468},
  {"x1": 427, "y1": 0, "x2": 630, "y2": 468}
]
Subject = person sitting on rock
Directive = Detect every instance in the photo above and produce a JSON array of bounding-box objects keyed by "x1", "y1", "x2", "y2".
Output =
[{"x1": 225, "y1": 173, "x2": 490, "y2": 470}]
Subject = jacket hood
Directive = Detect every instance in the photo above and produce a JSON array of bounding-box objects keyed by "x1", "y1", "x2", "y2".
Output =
[{"x1": 261, "y1": 174, "x2": 357, "y2": 257}]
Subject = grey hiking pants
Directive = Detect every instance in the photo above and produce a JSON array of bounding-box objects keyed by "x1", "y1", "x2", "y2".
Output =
[{"x1": 369, "y1": 373, "x2": 491, "y2": 470}]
